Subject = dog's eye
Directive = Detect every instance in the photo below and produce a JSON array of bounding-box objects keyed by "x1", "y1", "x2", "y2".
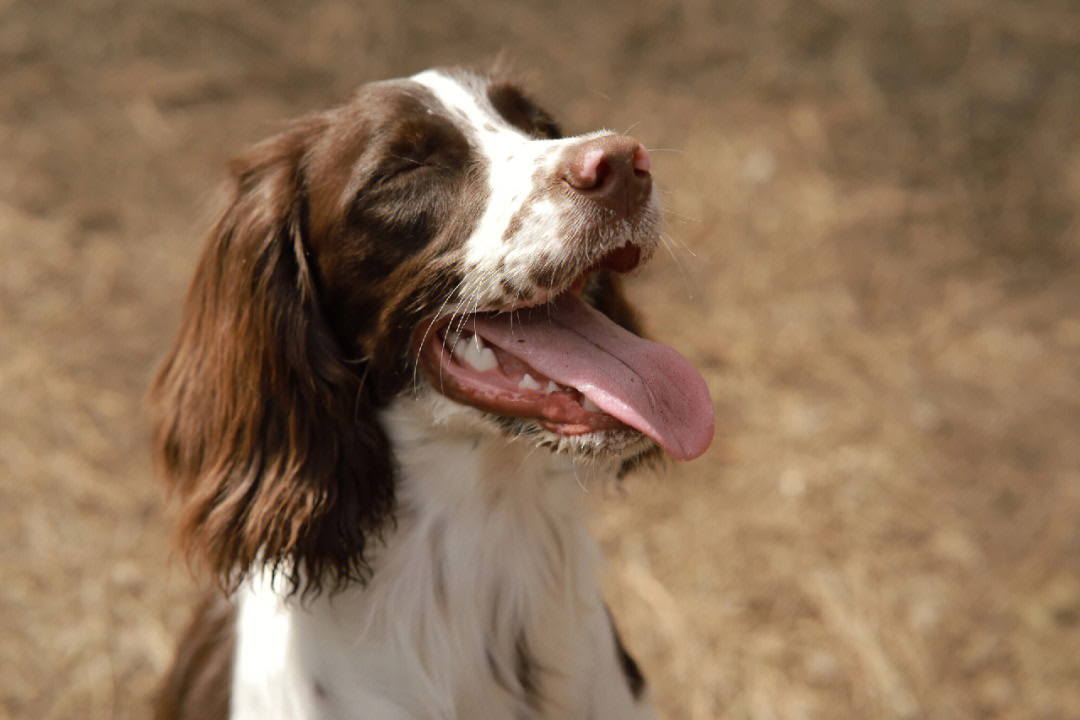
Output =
[
  {"x1": 369, "y1": 153, "x2": 434, "y2": 189},
  {"x1": 366, "y1": 117, "x2": 468, "y2": 191},
  {"x1": 383, "y1": 154, "x2": 431, "y2": 178},
  {"x1": 376, "y1": 136, "x2": 440, "y2": 183}
]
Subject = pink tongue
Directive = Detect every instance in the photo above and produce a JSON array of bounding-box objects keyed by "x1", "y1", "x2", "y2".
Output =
[{"x1": 472, "y1": 294, "x2": 714, "y2": 460}]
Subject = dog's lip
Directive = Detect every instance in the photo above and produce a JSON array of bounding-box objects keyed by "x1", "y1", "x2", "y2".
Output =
[
  {"x1": 417, "y1": 324, "x2": 630, "y2": 434},
  {"x1": 415, "y1": 289, "x2": 715, "y2": 459},
  {"x1": 412, "y1": 244, "x2": 644, "y2": 436}
]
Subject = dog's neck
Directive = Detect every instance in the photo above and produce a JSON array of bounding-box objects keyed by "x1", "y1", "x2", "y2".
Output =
[
  {"x1": 380, "y1": 394, "x2": 602, "y2": 525},
  {"x1": 367, "y1": 396, "x2": 615, "y2": 712},
  {"x1": 233, "y1": 397, "x2": 618, "y2": 718},
  {"x1": 370, "y1": 394, "x2": 607, "y2": 630}
]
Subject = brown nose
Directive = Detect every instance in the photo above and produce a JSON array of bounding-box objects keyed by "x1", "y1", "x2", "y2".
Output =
[{"x1": 560, "y1": 135, "x2": 651, "y2": 216}]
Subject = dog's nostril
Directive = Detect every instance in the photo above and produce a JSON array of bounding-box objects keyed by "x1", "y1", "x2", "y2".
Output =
[
  {"x1": 567, "y1": 149, "x2": 609, "y2": 190},
  {"x1": 632, "y1": 145, "x2": 650, "y2": 176},
  {"x1": 590, "y1": 159, "x2": 611, "y2": 189}
]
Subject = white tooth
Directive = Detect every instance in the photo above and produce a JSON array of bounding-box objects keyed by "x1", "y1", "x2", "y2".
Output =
[
  {"x1": 582, "y1": 397, "x2": 601, "y2": 413},
  {"x1": 454, "y1": 341, "x2": 476, "y2": 365},
  {"x1": 444, "y1": 329, "x2": 461, "y2": 349},
  {"x1": 451, "y1": 338, "x2": 469, "y2": 362},
  {"x1": 480, "y1": 348, "x2": 499, "y2": 371},
  {"x1": 471, "y1": 333, "x2": 485, "y2": 350},
  {"x1": 451, "y1": 337, "x2": 478, "y2": 366},
  {"x1": 545, "y1": 381, "x2": 559, "y2": 394},
  {"x1": 462, "y1": 346, "x2": 498, "y2": 372},
  {"x1": 519, "y1": 374, "x2": 542, "y2": 391}
]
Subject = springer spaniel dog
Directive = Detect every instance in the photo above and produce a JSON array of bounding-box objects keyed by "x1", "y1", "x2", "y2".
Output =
[{"x1": 151, "y1": 67, "x2": 713, "y2": 720}]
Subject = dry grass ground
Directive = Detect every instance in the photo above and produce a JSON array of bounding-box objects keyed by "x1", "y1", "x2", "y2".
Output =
[{"x1": 2, "y1": 1, "x2": 1079, "y2": 718}]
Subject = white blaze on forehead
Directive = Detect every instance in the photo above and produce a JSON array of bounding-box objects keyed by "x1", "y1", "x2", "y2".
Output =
[{"x1": 411, "y1": 70, "x2": 609, "y2": 293}]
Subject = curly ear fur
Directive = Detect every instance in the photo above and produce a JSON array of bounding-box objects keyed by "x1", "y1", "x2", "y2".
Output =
[{"x1": 150, "y1": 118, "x2": 394, "y2": 596}]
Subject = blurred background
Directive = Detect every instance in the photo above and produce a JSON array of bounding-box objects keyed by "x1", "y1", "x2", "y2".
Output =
[{"x1": 2, "y1": 1, "x2": 1079, "y2": 718}]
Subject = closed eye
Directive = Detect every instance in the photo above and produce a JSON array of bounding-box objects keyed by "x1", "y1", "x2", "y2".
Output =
[
  {"x1": 366, "y1": 115, "x2": 471, "y2": 192},
  {"x1": 388, "y1": 153, "x2": 430, "y2": 171},
  {"x1": 376, "y1": 153, "x2": 437, "y2": 184}
]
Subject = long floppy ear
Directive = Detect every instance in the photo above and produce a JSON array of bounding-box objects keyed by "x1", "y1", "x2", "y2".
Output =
[{"x1": 150, "y1": 118, "x2": 394, "y2": 596}]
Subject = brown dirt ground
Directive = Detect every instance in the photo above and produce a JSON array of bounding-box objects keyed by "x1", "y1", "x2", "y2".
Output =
[{"x1": 3, "y1": 1, "x2": 1080, "y2": 718}]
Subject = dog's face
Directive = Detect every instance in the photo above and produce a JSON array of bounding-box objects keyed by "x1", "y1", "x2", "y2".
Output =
[
  {"x1": 300, "y1": 69, "x2": 711, "y2": 463},
  {"x1": 152, "y1": 68, "x2": 712, "y2": 592}
]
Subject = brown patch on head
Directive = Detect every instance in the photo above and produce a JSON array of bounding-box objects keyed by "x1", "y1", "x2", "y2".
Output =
[
  {"x1": 303, "y1": 81, "x2": 486, "y2": 367},
  {"x1": 151, "y1": 77, "x2": 487, "y2": 596},
  {"x1": 487, "y1": 82, "x2": 562, "y2": 139}
]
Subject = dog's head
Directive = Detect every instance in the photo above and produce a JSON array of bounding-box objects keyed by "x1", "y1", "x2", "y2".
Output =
[{"x1": 151, "y1": 68, "x2": 713, "y2": 593}]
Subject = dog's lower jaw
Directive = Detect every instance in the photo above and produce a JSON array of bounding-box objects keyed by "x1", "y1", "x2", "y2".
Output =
[
  {"x1": 229, "y1": 395, "x2": 653, "y2": 719},
  {"x1": 408, "y1": 385, "x2": 659, "y2": 468}
]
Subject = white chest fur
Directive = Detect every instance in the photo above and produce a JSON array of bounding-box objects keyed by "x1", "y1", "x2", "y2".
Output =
[{"x1": 230, "y1": 398, "x2": 652, "y2": 719}]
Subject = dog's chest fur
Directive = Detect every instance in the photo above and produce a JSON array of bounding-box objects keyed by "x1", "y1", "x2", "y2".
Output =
[{"x1": 230, "y1": 397, "x2": 650, "y2": 719}]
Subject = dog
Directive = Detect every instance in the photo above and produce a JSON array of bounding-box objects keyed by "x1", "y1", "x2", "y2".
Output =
[{"x1": 151, "y1": 66, "x2": 713, "y2": 720}]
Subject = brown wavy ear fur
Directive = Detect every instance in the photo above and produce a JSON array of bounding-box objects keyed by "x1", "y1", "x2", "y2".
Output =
[{"x1": 150, "y1": 118, "x2": 393, "y2": 596}]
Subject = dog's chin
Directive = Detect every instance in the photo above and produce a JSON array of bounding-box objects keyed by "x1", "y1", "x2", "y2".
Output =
[
  {"x1": 414, "y1": 387, "x2": 658, "y2": 466},
  {"x1": 494, "y1": 415, "x2": 658, "y2": 463}
]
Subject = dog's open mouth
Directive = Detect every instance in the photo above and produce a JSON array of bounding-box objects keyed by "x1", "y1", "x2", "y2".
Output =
[{"x1": 416, "y1": 246, "x2": 714, "y2": 460}]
